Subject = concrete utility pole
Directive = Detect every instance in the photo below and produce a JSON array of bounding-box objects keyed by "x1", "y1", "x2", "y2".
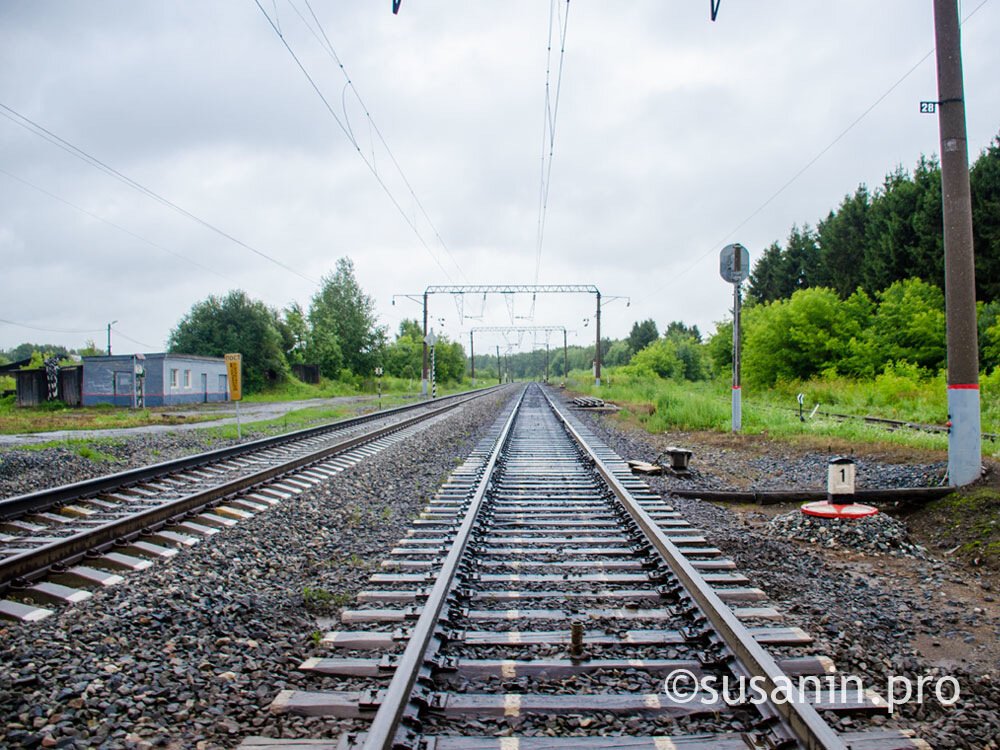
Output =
[
  {"x1": 421, "y1": 291, "x2": 429, "y2": 396},
  {"x1": 934, "y1": 0, "x2": 981, "y2": 485},
  {"x1": 469, "y1": 331, "x2": 475, "y2": 385},
  {"x1": 594, "y1": 290, "x2": 602, "y2": 386},
  {"x1": 497, "y1": 345, "x2": 501, "y2": 385},
  {"x1": 563, "y1": 329, "x2": 568, "y2": 380}
]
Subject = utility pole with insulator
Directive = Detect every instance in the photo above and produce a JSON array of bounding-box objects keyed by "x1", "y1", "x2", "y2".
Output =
[
  {"x1": 594, "y1": 291, "x2": 602, "y2": 386},
  {"x1": 420, "y1": 292, "x2": 429, "y2": 397},
  {"x1": 934, "y1": 0, "x2": 981, "y2": 485},
  {"x1": 470, "y1": 331, "x2": 475, "y2": 386}
]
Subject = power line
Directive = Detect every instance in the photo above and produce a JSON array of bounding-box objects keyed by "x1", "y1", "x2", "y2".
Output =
[
  {"x1": 0, "y1": 319, "x2": 156, "y2": 351},
  {"x1": 252, "y1": 0, "x2": 458, "y2": 283},
  {"x1": 533, "y1": 0, "x2": 572, "y2": 288},
  {"x1": 110, "y1": 326, "x2": 159, "y2": 351},
  {"x1": 0, "y1": 318, "x2": 103, "y2": 335},
  {"x1": 649, "y1": 0, "x2": 993, "y2": 297},
  {"x1": 0, "y1": 166, "x2": 231, "y2": 282},
  {"x1": 0, "y1": 102, "x2": 319, "y2": 285},
  {"x1": 297, "y1": 0, "x2": 467, "y2": 282}
]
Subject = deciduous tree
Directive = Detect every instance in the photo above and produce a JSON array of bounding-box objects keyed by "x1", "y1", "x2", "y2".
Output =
[{"x1": 168, "y1": 290, "x2": 288, "y2": 392}]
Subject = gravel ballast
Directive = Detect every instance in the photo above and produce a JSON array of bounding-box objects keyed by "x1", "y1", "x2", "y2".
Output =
[
  {"x1": 3, "y1": 388, "x2": 998, "y2": 749},
  {"x1": 571, "y1": 398, "x2": 1000, "y2": 750},
  {"x1": 0, "y1": 389, "x2": 513, "y2": 749}
]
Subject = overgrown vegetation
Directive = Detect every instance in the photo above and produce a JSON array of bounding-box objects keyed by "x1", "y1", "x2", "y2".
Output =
[
  {"x1": 0, "y1": 396, "x2": 218, "y2": 435},
  {"x1": 569, "y1": 370, "x2": 1000, "y2": 456},
  {"x1": 301, "y1": 586, "x2": 352, "y2": 610},
  {"x1": 747, "y1": 135, "x2": 1000, "y2": 303},
  {"x1": 905, "y1": 488, "x2": 1000, "y2": 569}
]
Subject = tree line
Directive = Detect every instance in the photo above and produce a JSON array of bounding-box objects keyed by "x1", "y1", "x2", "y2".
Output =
[
  {"x1": 165, "y1": 257, "x2": 468, "y2": 393},
  {"x1": 10, "y1": 126, "x2": 999, "y2": 397},
  {"x1": 747, "y1": 133, "x2": 1000, "y2": 305}
]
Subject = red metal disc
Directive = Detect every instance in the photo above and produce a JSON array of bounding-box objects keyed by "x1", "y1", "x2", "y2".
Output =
[{"x1": 800, "y1": 501, "x2": 879, "y2": 519}]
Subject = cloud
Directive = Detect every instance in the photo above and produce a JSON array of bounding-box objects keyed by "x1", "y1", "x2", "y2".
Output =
[{"x1": 1, "y1": 0, "x2": 997, "y2": 355}]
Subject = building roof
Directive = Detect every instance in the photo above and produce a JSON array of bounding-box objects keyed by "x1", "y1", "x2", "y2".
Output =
[{"x1": 82, "y1": 353, "x2": 226, "y2": 364}]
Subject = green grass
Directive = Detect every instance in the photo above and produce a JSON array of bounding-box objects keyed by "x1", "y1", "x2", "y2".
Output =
[
  {"x1": 245, "y1": 374, "x2": 491, "y2": 403},
  {"x1": 0, "y1": 394, "x2": 218, "y2": 435},
  {"x1": 568, "y1": 369, "x2": 1000, "y2": 456},
  {"x1": 206, "y1": 405, "x2": 354, "y2": 440},
  {"x1": 914, "y1": 488, "x2": 1000, "y2": 568},
  {"x1": 301, "y1": 586, "x2": 353, "y2": 610},
  {"x1": 4, "y1": 436, "x2": 126, "y2": 454},
  {"x1": 243, "y1": 378, "x2": 359, "y2": 402},
  {"x1": 73, "y1": 445, "x2": 117, "y2": 462},
  {"x1": 0, "y1": 375, "x2": 490, "y2": 436}
]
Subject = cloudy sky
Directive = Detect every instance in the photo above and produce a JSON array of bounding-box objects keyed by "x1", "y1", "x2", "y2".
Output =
[{"x1": 1, "y1": 1, "x2": 998, "y2": 358}]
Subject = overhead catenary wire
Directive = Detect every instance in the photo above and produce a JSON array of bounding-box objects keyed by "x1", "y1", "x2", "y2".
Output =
[
  {"x1": 0, "y1": 103, "x2": 319, "y2": 286},
  {"x1": 644, "y1": 0, "x2": 992, "y2": 299},
  {"x1": 297, "y1": 0, "x2": 466, "y2": 282},
  {"x1": 0, "y1": 166, "x2": 231, "y2": 283},
  {"x1": 110, "y1": 327, "x2": 159, "y2": 351},
  {"x1": 252, "y1": 0, "x2": 459, "y2": 283},
  {"x1": 533, "y1": 0, "x2": 572, "y2": 290},
  {"x1": 0, "y1": 318, "x2": 104, "y2": 335}
]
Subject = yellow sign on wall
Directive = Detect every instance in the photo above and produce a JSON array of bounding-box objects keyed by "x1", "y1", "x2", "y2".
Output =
[{"x1": 224, "y1": 353, "x2": 242, "y2": 401}]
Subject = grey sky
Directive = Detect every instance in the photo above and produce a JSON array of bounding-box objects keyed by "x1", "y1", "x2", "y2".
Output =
[{"x1": 2, "y1": 1, "x2": 998, "y2": 357}]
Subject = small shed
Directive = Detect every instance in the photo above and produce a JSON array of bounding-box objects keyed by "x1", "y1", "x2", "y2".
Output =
[
  {"x1": 82, "y1": 353, "x2": 229, "y2": 407},
  {"x1": 12, "y1": 365, "x2": 83, "y2": 407}
]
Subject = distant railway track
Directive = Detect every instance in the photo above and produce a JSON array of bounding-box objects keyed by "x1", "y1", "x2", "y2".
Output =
[
  {"x1": 775, "y1": 403, "x2": 998, "y2": 442},
  {"x1": 242, "y1": 384, "x2": 927, "y2": 750},
  {"x1": 0, "y1": 386, "x2": 504, "y2": 618}
]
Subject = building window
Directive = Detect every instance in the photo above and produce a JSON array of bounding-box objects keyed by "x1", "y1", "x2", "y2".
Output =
[
  {"x1": 170, "y1": 369, "x2": 179, "y2": 388},
  {"x1": 219, "y1": 374, "x2": 227, "y2": 394},
  {"x1": 183, "y1": 370, "x2": 191, "y2": 388}
]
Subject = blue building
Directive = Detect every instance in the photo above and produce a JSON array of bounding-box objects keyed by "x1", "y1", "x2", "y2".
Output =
[{"x1": 82, "y1": 353, "x2": 229, "y2": 407}]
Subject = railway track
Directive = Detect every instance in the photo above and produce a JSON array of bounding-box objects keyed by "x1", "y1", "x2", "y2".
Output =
[
  {"x1": 0, "y1": 386, "x2": 503, "y2": 621},
  {"x1": 243, "y1": 384, "x2": 928, "y2": 750}
]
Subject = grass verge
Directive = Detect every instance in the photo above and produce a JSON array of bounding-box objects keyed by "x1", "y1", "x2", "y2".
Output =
[
  {"x1": 566, "y1": 371, "x2": 1000, "y2": 457},
  {"x1": 902, "y1": 487, "x2": 1000, "y2": 569}
]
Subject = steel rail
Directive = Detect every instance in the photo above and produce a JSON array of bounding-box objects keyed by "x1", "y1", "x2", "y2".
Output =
[
  {"x1": 0, "y1": 386, "x2": 502, "y2": 521},
  {"x1": 361, "y1": 387, "x2": 526, "y2": 750},
  {"x1": 543, "y1": 388, "x2": 847, "y2": 750},
  {"x1": 0, "y1": 392, "x2": 493, "y2": 590}
]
